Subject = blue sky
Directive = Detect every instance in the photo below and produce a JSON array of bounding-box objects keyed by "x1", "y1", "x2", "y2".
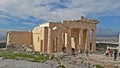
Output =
[{"x1": 0, "y1": 0, "x2": 120, "y2": 37}]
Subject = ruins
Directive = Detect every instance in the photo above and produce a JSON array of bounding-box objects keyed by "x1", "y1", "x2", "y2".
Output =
[
  {"x1": 6, "y1": 31, "x2": 33, "y2": 48},
  {"x1": 6, "y1": 16, "x2": 99, "y2": 53}
]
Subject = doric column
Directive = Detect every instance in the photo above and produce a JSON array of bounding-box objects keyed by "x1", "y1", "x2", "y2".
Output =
[
  {"x1": 92, "y1": 29, "x2": 96, "y2": 52},
  {"x1": 62, "y1": 33, "x2": 65, "y2": 47},
  {"x1": 75, "y1": 37, "x2": 79, "y2": 53},
  {"x1": 47, "y1": 28, "x2": 53, "y2": 53},
  {"x1": 58, "y1": 31, "x2": 62, "y2": 52},
  {"x1": 66, "y1": 29, "x2": 72, "y2": 54},
  {"x1": 87, "y1": 29, "x2": 90, "y2": 51},
  {"x1": 44, "y1": 27, "x2": 48, "y2": 53},
  {"x1": 84, "y1": 30, "x2": 87, "y2": 51},
  {"x1": 79, "y1": 28, "x2": 84, "y2": 50}
]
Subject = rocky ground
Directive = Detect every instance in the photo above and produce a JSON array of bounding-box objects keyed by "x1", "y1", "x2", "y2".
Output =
[
  {"x1": 0, "y1": 59, "x2": 59, "y2": 68},
  {"x1": 0, "y1": 52, "x2": 120, "y2": 68},
  {"x1": 89, "y1": 54, "x2": 120, "y2": 68}
]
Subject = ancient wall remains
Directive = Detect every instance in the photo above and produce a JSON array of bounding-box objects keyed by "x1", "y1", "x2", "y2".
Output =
[{"x1": 6, "y1": 31, "x2": 32, "y2": 48}]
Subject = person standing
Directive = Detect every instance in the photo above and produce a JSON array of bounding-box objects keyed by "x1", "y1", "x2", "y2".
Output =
[
  {"x1": 105, "y1": 49, "x2": 109, "y2": 57},
  {"x1": 114, "y1": 49, "x2": 118, "y2": 61},
  {"x1": 109, "y1": 49, "x2": 113, "y2": 57},
  {"x1": 79, "y1": 48, "x2": 83, "y2": 54},
  {"x1": 86, "y1": 50, "x2": 89, "y2": 57}
]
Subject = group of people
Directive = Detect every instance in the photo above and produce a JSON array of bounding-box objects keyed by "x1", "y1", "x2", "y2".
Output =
[
  {"x1": 62, "y1": 47, "x2": 120, "y2": 61},
  {"x1": 105, "y1": 48, "x2": 120, "y2": 61},
  {"x1": 62, "y1": 47, "x2": 83, "y2": 55}
]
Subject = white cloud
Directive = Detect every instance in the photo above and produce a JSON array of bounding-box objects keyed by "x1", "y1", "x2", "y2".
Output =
[
  {"x1": 22, "y1": 22, "x2": 36, "y2": 26},
  {"x1": 0, "y1": 15, "x2": 11, "y2": 19},
  {"x1": 0, "y1": 0, "x2": 120, "y2": 38},
  {"x1": 0, "y1": 0, "x2": 120, "y2": 22},
  {"x1": 0, "y1": 28, "x2": 30, "y2": 36}
]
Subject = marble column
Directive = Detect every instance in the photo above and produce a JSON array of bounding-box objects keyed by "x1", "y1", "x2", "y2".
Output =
[
  {"x1": 84, "y1": 29, "x2": 87, "y2": 51},
  {"x1": 66, "y1": 29, "x2": 72, "y2": 54},
  {"x1": 75, "y1": 37, "x2": 79, "y2": 53},
  {"x1": 47, "y1": 28, "x2": 53, "y2": 53},
  {"x1": 62, "y1": 33, "x2": 65, "y2": 47},
  {"x1": 87, "y1": 29, "x2": 90, "y2": 51},
  {"x1": 92, "y1": 29, "x2": 96, "y2": 52},
  {"x1": 44, "y1": 27, "x2": 48, "y2": 53},
  {"x1": 79, "y1": 29, "x2": 84, "y2": 50},
  {"x1": 58, "y1": 31, "x2": 62, "y2": 52}
]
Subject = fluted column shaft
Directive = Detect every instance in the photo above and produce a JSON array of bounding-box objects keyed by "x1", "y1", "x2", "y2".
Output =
[
  {"x1": 87, "y1": 29, "x2": 90, "y2": 51},
  {"x1": 47, "y1": 28, "x2": 53, "y2": 53},
  {"x1": 66, "y1": 29, "x2": 72, "y2": 54},
  {"x1": 79, "y1": 29, "x2": 84, "y2": 50},
  {"x1": 92, "y1": 30, "x2": 96, "y2": 52}
]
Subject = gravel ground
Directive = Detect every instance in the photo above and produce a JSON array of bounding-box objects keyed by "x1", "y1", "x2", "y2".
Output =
[
  {"x1": 0, "y1": 59, "x2": 59, "y2": 68},
  {"x1": 0, "y1": 59, "x2": 88, "y2": 68},
  {"x1": 0, "y1": 54, "x2": 120, "y2": 68}
]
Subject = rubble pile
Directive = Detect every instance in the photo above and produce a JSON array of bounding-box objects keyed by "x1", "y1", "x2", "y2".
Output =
[{"x1": 18, "y1": 44, "x2": 33, "y2": 52}]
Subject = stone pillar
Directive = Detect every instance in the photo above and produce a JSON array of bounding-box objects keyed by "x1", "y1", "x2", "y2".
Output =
[
  {"x1": 84, "y1": 30, "x2": 87, "y2": 51},
  {"x1": 47, "y1": 28, "x2": 53, "y2": 53},
  {"x1": 44, "y1": 27, "x2": 48, "y2": 53},
  {"x1": 75, "y1": 37, "x2": 79, "y2": 53},
  {"x1": 87, "y1": 29, "x2": 90, "y2": 51},
  {"x1": 92, "y1": 29, "x2": 96, "y2": 52},
  {"x1": 58, "y1": 31, "x2": 62, "y2": 52},
  {"x1": 42, "y1": 40, "x2": 44, "y2": 53},
  {"x1": 66, "y1": 29, "x2": 72, "y2": 54},
  {"x1": 79, "y1": 28, "x2": 84, "y2": 50},
  {"x1": 62, "y1": 33, "x2": 65, "y2": 47}
]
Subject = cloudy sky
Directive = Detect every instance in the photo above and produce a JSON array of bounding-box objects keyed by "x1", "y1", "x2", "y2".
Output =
[{"x1": 0, "y1": 0, "x2": 120, "y2": 38}]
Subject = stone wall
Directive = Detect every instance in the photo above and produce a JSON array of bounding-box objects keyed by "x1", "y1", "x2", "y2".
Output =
[
  {"x1": 6, "y1": 31, "x2": 32, "y2": 48},
  {"x1": 32, "y1": 26, "x2": 46, "y2": 52}
]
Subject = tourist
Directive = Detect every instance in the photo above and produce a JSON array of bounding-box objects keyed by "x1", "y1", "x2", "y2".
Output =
[
  {"x1": 109, "y1": 49, "x2": 113, "y2": 57},
  {"x1": 71, "y1": 48, "x2": 75, "y2": 55},
  {"x1": 119, "y1": 52, "x2": 120, "y2": 57},
  {"x1": 118, "y1": 50, "x2": 120, "y2": 57},
  {"x1": 85, "y1": 50, "x2": 89, "y2": 57},
  {"x1": 79, "y1": 48, "x2": 83, "y2": 54},
  {"x1": 114, "y1": 49, "x2": 118, "y2": 61},
  {"x1": 62, "y1": 47, "x2": 66, "y2": 53},
  {"x1": 105, "y1": 49, "x2": 109, "y2": 57}
]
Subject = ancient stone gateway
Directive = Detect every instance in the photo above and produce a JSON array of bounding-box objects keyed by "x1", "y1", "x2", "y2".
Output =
[{"x1": 32, "y1": 16, "x2": 99, "y2": 54}]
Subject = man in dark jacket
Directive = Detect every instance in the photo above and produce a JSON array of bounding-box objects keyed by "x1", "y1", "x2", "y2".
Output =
[{"x1": 114, "y1": 49, "x2": 118, "y2": 61}]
